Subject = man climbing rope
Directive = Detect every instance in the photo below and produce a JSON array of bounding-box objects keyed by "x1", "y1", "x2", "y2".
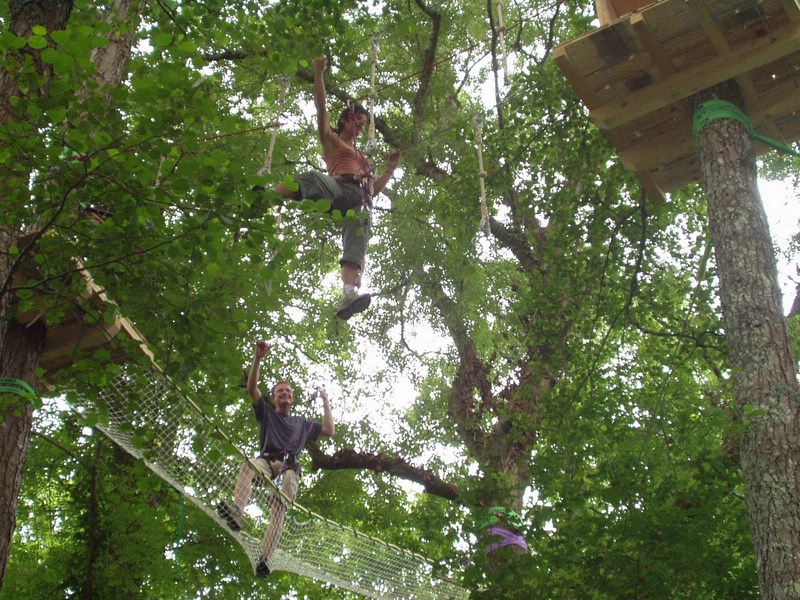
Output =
[
  {"x1": 217, "y1": 339, "x2": 335, "y2": 577},
  {"x1": 272, "y1": 56, "x2": 401, "y2": 320}
]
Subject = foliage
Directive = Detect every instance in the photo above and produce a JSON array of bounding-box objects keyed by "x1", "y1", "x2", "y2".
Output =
[{"x1": 3, "y1": 0, "x2": 796, "y2": 598}]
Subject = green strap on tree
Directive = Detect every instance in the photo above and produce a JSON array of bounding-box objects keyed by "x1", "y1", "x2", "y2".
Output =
[
  {"x1": 478, "y1": 506, "x2": 524, "y2": 531},
  {"x1": 0, "y1": 378, "x2": 36, "y2": 400},
  {"x1": 692, "y1": 100, "x2": 800, "y2": 158}
]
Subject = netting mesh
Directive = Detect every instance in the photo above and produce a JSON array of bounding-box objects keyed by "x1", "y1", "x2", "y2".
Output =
[{"x1": 66, "y1": 364, "x2": 469, "y2": 599}]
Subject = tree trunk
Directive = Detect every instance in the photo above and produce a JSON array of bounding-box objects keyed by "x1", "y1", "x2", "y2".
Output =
[
  {"x1": 0, "y1": 0, "x2": 144, "y2": 586},
  {"x1": 694, "y1": 81, "x2": 800, "y2": 600},
  {"x1": 0, "y1": 1, "x2": 73, "y2": 587},
  {"x1": 90, "y1": 0, "x2": 145, "y2": 94},
  {"x1": 0, "y1": 320, "x2": 46, "y2": 585},
  {"x1": 83, "y1": 437, "x2": 104, "y2": 600}
]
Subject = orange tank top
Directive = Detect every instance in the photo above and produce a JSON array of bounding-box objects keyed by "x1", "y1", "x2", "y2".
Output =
[{"x1": 323, "y1": 138, "x2": 371, "y2": 178}]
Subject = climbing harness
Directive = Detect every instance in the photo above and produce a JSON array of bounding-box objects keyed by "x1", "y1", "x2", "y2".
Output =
[{"x1": 472, "y1": 114, "x2": 491, "y2": 236}]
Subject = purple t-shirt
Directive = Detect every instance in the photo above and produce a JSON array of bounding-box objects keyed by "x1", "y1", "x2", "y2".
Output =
[{"x1": 254, "y1": 396, "x2": 322, "y2": 471}]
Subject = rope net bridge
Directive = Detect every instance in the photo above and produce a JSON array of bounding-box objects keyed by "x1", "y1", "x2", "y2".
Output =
[{"x1": 65, "y1": 363, "x2": 469, "y2": 599}]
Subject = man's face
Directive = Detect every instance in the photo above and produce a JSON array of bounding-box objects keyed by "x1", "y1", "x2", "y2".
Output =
[
  {"x1": 273, "y1": 383, "x2": 293, "y2": 413},
  {"x1": 352, "y1": 113, "x2": 367, "y2": 137},
  {"x1": 341, "y1": 112, "x2": 367, "y2": 138}
]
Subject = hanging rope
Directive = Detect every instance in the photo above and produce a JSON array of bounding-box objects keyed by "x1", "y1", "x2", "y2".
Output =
[
  {"x1": 173, "y1": 494, "x2": 186, "y2": 581},
  {"x1": 366, "y1": 34, "x2": 379, "y2": 197},
  {"x1": 258, "y1": 76, "x2": 291, "y2": 177},
  {"x1": 692, "y1": 100, "x2": 800, "y2": 158},
  {"x1": 496, "y1": 0, "x2": 510, "y2": 86},
  {"x1": 472, "y1": 114, "x2": 491, "y2": 236}
]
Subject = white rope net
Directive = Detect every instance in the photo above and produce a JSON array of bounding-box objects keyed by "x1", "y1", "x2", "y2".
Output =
[{"x1": 66, "y1": 364, "x2": 468, "y2": 600}]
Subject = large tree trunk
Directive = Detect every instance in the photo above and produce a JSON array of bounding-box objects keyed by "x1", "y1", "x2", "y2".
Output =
[
  {"x1": 0, "y1": 320, "x2": 46, "y2": 585},
  {"x1": 0, "y1": 0, "x2": 143, "y2": 587},
  {"x1": 695, "y1": 81, "x2": 800, "y2": 599},
  {"x1": 0, "y1": 1, "x2": 74, "y2": 587}
]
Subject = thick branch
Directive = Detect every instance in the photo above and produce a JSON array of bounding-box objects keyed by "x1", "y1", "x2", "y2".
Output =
[
  {"x1": 419, "y1": 278, "x2": 494, "y2": 458},
  {"x1": 306, "y1": 443, "x2": 459, "y2": 502},
  {"x1": 488, "y1": 216, "x2": 544, "y2": 274},
  {"x1": 411, "y1": 0, "x2": 442, "y2": 145}
]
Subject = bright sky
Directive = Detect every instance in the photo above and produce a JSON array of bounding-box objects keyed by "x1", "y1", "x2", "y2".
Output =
[{"x1": 759, "y1": 177, "x2": 799, "y2": 311}]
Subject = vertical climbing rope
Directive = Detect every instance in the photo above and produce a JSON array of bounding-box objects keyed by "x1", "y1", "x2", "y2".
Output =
[
  {"x1": 259, "y1": 76, "x2": 291, "y2": 177},
  {"x1": 257, "y1": 76, "x2": 290, "y2": 232},
  {"x1": 367, "y1": 34, "x2": 379, "y2": 197},
  {"x1": 173, "y1": 494, "x2": 186, "y2": 581},
  {"x1": 472, "y1": 114, "x2": 491, "y2": 236},
  {"x1": 496, "y1": 0, "x2": 509, "y2": 86}
]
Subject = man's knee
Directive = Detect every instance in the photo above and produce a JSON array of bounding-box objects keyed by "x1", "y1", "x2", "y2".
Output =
[{"x1": 282, "y1": 471, "x2": 300, "y2": 500}]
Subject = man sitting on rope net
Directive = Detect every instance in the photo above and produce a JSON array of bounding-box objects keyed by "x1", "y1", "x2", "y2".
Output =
[
  {"x1": 218, "y1": 339, "x2": 335, "y2": 577},
  {"x1": 271, "y1": 56, "x2": 401, "y2": 321}
]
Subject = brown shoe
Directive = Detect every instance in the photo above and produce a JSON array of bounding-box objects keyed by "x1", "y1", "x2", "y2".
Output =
[
  {"x1": 217, "y1": 501, "x2": 244, "y2": 531},
  {"x1": 336, "y1": 292, "x2": 371, "y2": 321},
  {"x1": 256, "y1": 556, "x2": 271, "y2": 577}
]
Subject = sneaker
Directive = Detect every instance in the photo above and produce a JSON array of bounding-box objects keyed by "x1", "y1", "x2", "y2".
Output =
[
  {"x1": 217, "y1": 501, "x2": 244, "y2": 531},
  {"x1": 255, "y1": 557, "x2": 271, "y2": 578},
  {"x1": 336, "y1": 292, "x2": 371, "y2": 321}
]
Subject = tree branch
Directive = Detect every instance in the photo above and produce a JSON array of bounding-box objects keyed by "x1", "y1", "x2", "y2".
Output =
[
  {"x1": 306, "y1": 443, "x2": 460, "y2": 502},
  {"x1": 411, "y1": 0, "x2": 442, "y2": 146}
]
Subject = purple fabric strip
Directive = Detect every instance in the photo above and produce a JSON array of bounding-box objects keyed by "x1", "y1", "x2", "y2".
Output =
[{"x1": 484, "y1": 526, "x2": 528, "y2": 554}]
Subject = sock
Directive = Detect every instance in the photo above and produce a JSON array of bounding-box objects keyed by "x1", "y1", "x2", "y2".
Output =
[{"x1": 344, "y1": 284, "x2": 356, "y2": 297}]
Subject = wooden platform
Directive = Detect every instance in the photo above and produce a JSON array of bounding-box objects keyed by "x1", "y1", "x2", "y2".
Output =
[
  {"x1": 554, "y1": 0, "x2": 800, "y2": 201},
  {"x1": 14, "y1": 258, "x2": 153, "y2": 381}
]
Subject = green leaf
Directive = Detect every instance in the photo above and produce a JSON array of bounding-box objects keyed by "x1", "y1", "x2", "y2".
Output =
[
  {"x1": 27, "y1": 35, "x2": 48, "y2": 50},
  {"x1": 151, "y1": 31, "x2": 172, "y2": 47}
]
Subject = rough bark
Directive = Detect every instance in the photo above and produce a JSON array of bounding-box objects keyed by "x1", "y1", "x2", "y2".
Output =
[
  {"x1": 0, "y1": 0, "x2": 73, "y2": 126},
  {"x1": 0, "y1": 1, "x2": 73, "y2": 586},
  {"x1": 0, "y1": 320, "x2": 46, "y2": 585},
  {"x1": 89, "y1": 1, "x2": 145, "y2": 99},
  {"x1": 694, "y1": 81, "x2": 800, "y2": 600},
  {"x1": 83, "y1": 437, "x2": 104, "y2": 600},
  {"x1": 0, "y1": 0, "x2": 143, "y2": 586}
]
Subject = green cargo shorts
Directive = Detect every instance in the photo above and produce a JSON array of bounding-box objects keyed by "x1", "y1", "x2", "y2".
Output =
[{"x1": 294, "y1": 171, "x2": 371, "y2": 270}]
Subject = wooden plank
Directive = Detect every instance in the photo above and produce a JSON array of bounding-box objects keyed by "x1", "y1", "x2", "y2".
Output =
[
  {"x1": 635, "y1": 171, "x2": 666, "y2": 204},
  {"x1": 776, "y1": 0, "x2": 800, "y2": 22},
  {"x1": 619, "y1": 91, "x2": 800, "y2": 174},
  {"x1": 688, "y1": 0, "x2": 729, "y2": 50},
  {"x1": 591, "y1": 21, "x2": 800, "y2": 129},
  {"x1": 630, "y1": 12, "x2": 676, "y2": 76},
  {"x1": 595, "y1": 0, "x2": 619, "y2": 25},
  {"x1": 552, "y1": 45, "x2": 601, "y2": 107},
  {"x1": 689, "y1": 0, "x2": 761, "y2": 97},
  {"x1": 41, "y1": 320, "x2": 124, "y2": 372}
]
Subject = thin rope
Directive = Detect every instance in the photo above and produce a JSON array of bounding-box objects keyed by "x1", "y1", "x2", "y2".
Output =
[
  {"x1": 692, "y1": 100, "x2": 800, "y2": 158},
  {"x1": 258, "y1": 76, "x2": 291, "y2": 176},
  {"x1": 173, "y1": 493, "x2": 186, "y2": 581},
  {"x1": 472, "y1": 114, "x2": 491, "y2": 236},
  {"x1": 367, "y1": 34, "x2": 378, "y2": 197},
  {"x1": 496, "y1": 0, "x2": 510, "y2": 86}
]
